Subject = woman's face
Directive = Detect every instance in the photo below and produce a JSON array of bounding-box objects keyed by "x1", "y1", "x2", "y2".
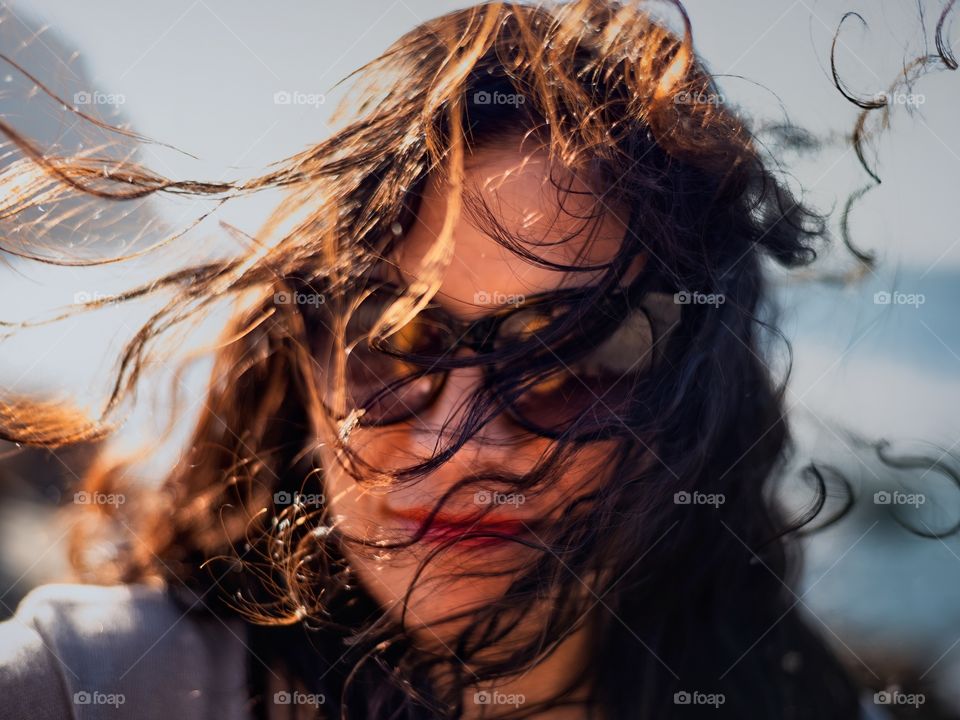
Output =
[{"x1": 313, "y1": 143, "x2": 637, "y2": 642}]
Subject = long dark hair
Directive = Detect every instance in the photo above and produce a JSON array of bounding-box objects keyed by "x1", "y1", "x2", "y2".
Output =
[{"x1": 2, "y1": 1, "x2": 957, "y2": 718}]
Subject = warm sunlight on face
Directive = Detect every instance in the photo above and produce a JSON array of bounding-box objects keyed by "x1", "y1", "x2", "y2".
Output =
[{"x1": 313, "y1": 141, "x2": 639, "y2": 644}]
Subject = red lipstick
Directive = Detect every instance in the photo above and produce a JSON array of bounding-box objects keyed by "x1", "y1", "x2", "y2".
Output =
[{"x1": 388, "y1": 507, "x2": 536, "y2": 549}]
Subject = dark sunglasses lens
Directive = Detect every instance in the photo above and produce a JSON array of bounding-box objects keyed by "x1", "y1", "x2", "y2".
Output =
[
  {"x1": 326, "y1": 291, "x2": 451, "y2": 425},
  {"x1": 508, "y1": 308, "x2": 659, "y2": 435},
  {"x1": 511, "y1": 372, "x2": 634, "y2": 433},
  {"x1": 344, "y1": 345, "x2": 445, "y2": 425}
]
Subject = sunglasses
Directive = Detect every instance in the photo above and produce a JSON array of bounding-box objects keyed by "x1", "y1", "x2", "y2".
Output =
[{"x1": 304, "y1": 280, "x2": 681, "y2": 439}]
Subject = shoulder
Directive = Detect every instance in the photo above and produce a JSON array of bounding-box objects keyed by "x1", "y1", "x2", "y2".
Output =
[{"x1": 0, "y1": 583, "x2": 252, "y2": 720}]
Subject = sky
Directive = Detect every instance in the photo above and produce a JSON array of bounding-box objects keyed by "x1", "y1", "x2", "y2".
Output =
[{"x1": 2, "y1": 0, "x2": 956, "y2": 440}]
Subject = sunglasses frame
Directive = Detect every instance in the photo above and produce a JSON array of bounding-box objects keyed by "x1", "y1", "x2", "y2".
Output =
[{"x1": 296, "y1": 276, "x2": 682, "y2": 440}]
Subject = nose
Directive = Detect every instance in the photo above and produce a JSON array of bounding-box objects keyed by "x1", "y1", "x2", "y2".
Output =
[
  {"x1": 388, "y1": 362, "x2": 534, "y2": 511},
  {"x1": 412, "y1": 363, "x2": 521, "y2": 447}
]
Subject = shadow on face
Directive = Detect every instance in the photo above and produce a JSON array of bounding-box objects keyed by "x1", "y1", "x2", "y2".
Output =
[{"x1": 313, "y1": 139, "x2": 641, "y2": 639}]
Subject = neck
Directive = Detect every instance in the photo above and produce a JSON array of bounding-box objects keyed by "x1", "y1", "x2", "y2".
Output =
[{"x1": 461, "y1": 621, "x2": 594, "y2": 720}]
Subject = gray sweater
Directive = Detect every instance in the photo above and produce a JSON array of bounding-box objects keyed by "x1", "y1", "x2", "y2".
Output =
[
  {"x1": 1, "y1": 584, "x2": 892, "y2": 720},
  {"x1": 0, "y1": 584, "x2": 251, "y2": 720}
]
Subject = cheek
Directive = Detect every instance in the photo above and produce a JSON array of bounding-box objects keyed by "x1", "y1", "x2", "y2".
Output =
[
  {"x1": 315, "y1": 405, "x2": 620, "y2": 527},
  {"x1": 541, "y1": 442, "x2": 618, "y2": 508},
  {"x1": 313, "y1": 424, "x2": 414, "y2": 525}
]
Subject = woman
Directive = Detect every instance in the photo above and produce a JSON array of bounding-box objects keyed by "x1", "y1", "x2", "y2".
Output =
[{"x1": 0, "y1": 1, "x2": 930, "y2": 718}]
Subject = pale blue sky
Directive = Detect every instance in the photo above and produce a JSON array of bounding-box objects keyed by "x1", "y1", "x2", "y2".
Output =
[{"x1": 3, "y1": 0, "x2": 957, "y2": 433}]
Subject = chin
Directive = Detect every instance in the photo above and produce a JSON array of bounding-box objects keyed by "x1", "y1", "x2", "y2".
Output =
[{"x1": 345, "y1": 541, "x2": 528, "y2": 646}]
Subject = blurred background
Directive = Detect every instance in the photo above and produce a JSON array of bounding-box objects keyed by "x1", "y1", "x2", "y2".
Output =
[{"x1": 0, "y1": 0, "x2": 958, "y2": 716}]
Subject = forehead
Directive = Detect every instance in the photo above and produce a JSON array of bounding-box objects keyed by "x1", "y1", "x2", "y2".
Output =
[{"x1": 392, "y1": 144, "x2": 635, "y2": 320}]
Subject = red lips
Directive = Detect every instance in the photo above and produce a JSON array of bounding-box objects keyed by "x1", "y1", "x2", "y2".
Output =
[{"x1": 387, "y1": 507, "x2": 535, "y2": 548}]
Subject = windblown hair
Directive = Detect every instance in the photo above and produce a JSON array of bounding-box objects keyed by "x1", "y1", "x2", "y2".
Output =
[{"x1": 2, "y1": 1, "x2": 958, "y2": 718}]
